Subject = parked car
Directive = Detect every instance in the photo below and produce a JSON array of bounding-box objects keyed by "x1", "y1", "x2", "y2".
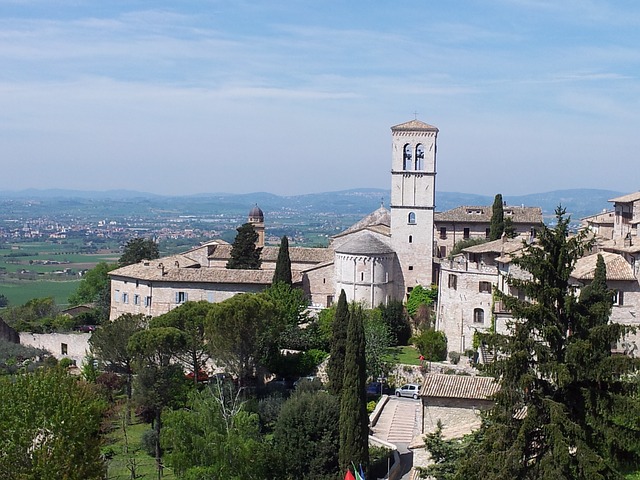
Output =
[
  {"x1": 366, "y1": 381, "x2": 392, "y2": 397},
  {"x1": 394, "y1": 383, "x2": 421, "y2": 399}
]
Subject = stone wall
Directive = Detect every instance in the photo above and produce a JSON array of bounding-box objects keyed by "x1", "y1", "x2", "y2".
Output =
[{"x1": 19, "y1": 332, "x2": 91, "y2": 366}]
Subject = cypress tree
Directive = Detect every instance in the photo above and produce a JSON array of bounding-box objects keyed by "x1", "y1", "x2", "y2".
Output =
[
  {"x1": 338, "y1": 303, "x2": 369, "y2": 476},
  {"x1": 455, "y1": 208, "x2": 640, "y2": 479},
  {"x1": 272, "y1": 235, "x2": 292, "y2": 285},
  {"x1": 489, "y1": 193, "x2": 504, "y2": 240},
  {"x1": 327, "y1": 290, "x2": 348, "y2": 395},
  {"x1": 226, "y1": 223, "x2": 262, "y2": 269}
]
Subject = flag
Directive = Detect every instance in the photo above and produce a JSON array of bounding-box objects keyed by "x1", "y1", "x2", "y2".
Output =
[
  {"x1": 359, "y1": 463, "x2": 366, "y2": 480},
  {"x1": 351, "y1": 462, "x2": 365, "y2": 480},
  {"x1": 344, "y1": 469, "x2": 356, "y2": 480}
]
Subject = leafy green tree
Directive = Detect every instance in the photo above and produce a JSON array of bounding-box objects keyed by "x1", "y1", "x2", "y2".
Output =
[
  {"x1": 226, "y1": 223, "x2": 262, "y2": 269},
  {"x1": 89, "y1": 313, "x2": 147, "y2": 404},
  {"x1": 489, "y1": 193, "x2": 504, "y2": 240},
  {"x1": 364, "y1": 308, "x2": 392, "y2": 381},
  {"x1": 0, "y1": 338, "x2": 47, "y2": 374},
  {"x1": 406, "y1": 284, "x2": 438, "y2": 317},
  {"x1": 205, "y1": 293, "x2": 277, "y2": 386},
  {"x1": 274, "y1": 388, "x2": 340, "y2": 479},
  {"x1": 68, "y1": 261, "x2": 116, "y2": 306},
  {"x1": 118, "y1": 237, "x2": 159, "y2": 267},
  {"x1": 419, "y1": 420, "x2": 464, "y2": 480},
  {"x1": 339, "y1": 303, "x2": 369, "y2": 475},
  {"x1": 503, "y1": 216, "x2": 517, "y2": 238},
  {"x1": 162, "y1": 385, "x2": 270, "y2": 479},
  {"x1": 128, "y1": 326, "x2": 189, "y2": 472},
  {"x1": 0, "y1": 369, "x2": 107, "y2": 480},
  {"x1": 413, "y1": 329, "x2": 447, "y2": 361},
  {"x1": 327, "y1": 290, "x2": 348, "y2": 395},
  {"x1": 151, "y1": 301, "x2": 213, "y2": 387},
  {"x1": 378, "y1": 299, "x2": 411, "y2": 346},
  {"x1": 449, "y1": 238, "x2": 488, "y2": 257},
  {"x1": 455, "y1": 208, "x2": 640, "y2": 479},
  {"x1": 2, "y1": 297, "x2": 61, "y2": 332},
  {"x1": 273, "y1": 235, "x2": 292, "y2": 285}
]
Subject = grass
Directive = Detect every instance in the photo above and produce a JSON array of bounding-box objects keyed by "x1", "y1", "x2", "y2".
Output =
[
  {"x1": 383, "y1": 345, "x2": 422, "y2": 366},
  {"x1": 0, "y1": 279, "x2": 80, "y2": 307},
  {"x1": 103, "y1": 410, "x2": 175, "y2": 480}
]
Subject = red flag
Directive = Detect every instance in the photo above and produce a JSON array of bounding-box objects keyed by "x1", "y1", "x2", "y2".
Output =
[{"x1": 344, "y1": 469, "x2": 356, "y2": 480}]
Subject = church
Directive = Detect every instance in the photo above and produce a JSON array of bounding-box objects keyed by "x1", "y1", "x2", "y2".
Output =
[{"x1": 108, "y1": 119, "x2": 439, "y2": 320}]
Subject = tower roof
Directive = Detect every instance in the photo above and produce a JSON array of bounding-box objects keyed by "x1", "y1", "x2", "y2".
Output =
[
  {"x1": 391, "y1": 119, "x2": 438, "y2": 132},
  {"x1": 248, "y1": 204, "x2": 264, "y2": 221}
]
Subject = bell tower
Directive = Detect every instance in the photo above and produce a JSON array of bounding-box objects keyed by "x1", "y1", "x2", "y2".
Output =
[{"x1": 390, "y1": 119, "x2": 438, "y2": 298}]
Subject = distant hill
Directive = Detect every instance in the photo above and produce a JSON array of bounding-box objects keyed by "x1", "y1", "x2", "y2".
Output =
[{"x1": 0, "y1": 187, "x2": 625, "y2": 221}]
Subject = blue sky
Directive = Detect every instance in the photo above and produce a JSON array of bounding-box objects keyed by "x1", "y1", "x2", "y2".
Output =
[{"x1": 1, "y1": 0, "x2": 639, "y2": 197}]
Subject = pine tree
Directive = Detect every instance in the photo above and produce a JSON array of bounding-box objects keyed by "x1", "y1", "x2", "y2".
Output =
[
  {"x1": 455, "y1": 208, "x2": 640, "y2": 479},
  {"x1": 272, "y1": 235, "x2": 292, "y2": 285},
  {"x1": 327, "y1": 290, "x2": 348, "y2": 395},
  {"x1": 226, "y1": 223, "x2": 262, "y2": 269},
  {"x1": 489, "y1": 193, "x2": 504, "y2": 240},
  {"x1": 338, "y1": 303, "x2": 369, "y2": 476}
]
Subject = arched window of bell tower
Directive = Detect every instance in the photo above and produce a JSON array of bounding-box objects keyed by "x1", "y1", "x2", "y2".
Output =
[
  {"x1": 403, "y1": 144, "x2": 412, "y2": 170},
  {"x1": 408, "y1": 212, "x2": 416, "y2": 224},
  {"x1": 415, "y1": 144, "x2": 425, "y2": 170}
]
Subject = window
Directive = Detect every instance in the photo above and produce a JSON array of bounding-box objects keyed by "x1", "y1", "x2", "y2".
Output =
[
  {"x1": 448, "y1": 274, "x2": 457, "y2": 289},
  {"x1": 134, "y1": 294, "x2": 140, "y2": 305},
  {"x1": 408, "y1": 212, "x2": 416, "y2": 224},
  {"x1": 326, "y1": 295, "x2": 334, "y2": 307},
  {"x1": 415, "y1": 144, "x2": 425, "y2": 170},
  {"x1": 61, "y1": 343, "x2": 68, "y2": 355},
  {"x1": 403, "y1": 144, "x2": 412, "y2": 170},
  {"x1": 207, "y1": 292, "x2": 215, "y2": 302},
  {"x1": 122, "y1": 293, "x2": 129, "y2": 304},
  {"x1": 408, "y1": 265, "x2": 414, "y2": 271},
  {"x1": 485, "y1": 228, "x2": 491, "y2": 239},
  {"x1": 473, "y1": 308, "x2": 485, "y2": 324},
  {"x1": 463, "y1": 228, "x2": 470, "y2": 239},
  {"x1": 479, "y1": 281, "x2": 492, "y2": 293},
  {"x1": 115, "y1": 289, "x2": 120, "y2": 303},
  {"x1": 145, "y1": 296, "x2": 152, "y2": 307},
  {"x1": 439, "y1": 246, "x2": 447, "y2": 258},
  {"x1": 440, "y1": 227, "x2": 447, "y2": 239},
  {"x1": 613, "y1": 290, "x2": 624, "y2": 306},
  {"x1": 409, "y1": 235, "x2": 413, "y2": 243},
  {"x1": 135, "y1": 280, "x2": 139, "y2": 288},
  {"x1": 360, "y1": 272, "x2": 364, "y2": 281},
  {"x1": 176, "y1": 291, "x2": 188, "y2": 304}
]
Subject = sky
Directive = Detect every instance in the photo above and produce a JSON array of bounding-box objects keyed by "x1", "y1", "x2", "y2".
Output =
[{"x1": 1, "y1": 0, "x2": 639, "y2": 197}]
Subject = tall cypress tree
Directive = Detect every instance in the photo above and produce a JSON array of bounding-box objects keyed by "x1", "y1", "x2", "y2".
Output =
[
  {"x1": 226, "y1": 223, "x2": 262, "y2": 269},
  {"x1": 338, "y1": 303, "x2": 369, "y2": 475},
  {"x1": 327, "y1": 290, "x2": 348, "y2": 396},
  {"x1": 489, "y1": 193, "x2": 504, "y2": 240},
  {"x1": 272, "y1": 235, "x2": 292, "y2": 285},
  {"x1": 454, "y1": 208, "x2": 640, "y2": 479}
]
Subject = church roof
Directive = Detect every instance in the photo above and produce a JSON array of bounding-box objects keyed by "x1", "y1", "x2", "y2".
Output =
[
  {"x1": 110, "y1": 259, "x2": 303, "y2": 284},
  {"x1": 435, "y1": 205, "x2": 543, "y2": 224},
  {"x1": 206, "y1": 244, "x2": 333, "y2": 264},
  {"x1": 334, "y1": 206, "x2": 391, "y2": 238},
  {"x1": 334, "y1": 232, "x2": 394, "y2": 255},
  {"x1": 571, "y1": 251, "x2": 636, "y2": 281},
  {"x1": 391, "y1": 119, "x2": 439, "y2": 132}
]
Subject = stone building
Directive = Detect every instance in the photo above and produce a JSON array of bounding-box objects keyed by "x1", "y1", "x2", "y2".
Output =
[{"x1": 108, "y1": 119, "x2": 439, "y2": 319}]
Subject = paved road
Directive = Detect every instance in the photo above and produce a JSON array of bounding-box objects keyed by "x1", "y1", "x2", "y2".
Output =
[{"x1": 371, "y1": 397, "x2": 422, "y2": 479}]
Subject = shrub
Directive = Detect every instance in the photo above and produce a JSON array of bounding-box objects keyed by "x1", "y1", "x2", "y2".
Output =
[
  {"x1": 412, "y1": 330, "x2": 447, "y2": 362},
  {"x1": 141, "y1": 428, "x2": 158, "y2": 457},
  {"x1": 448, "y1": 351, "x2": 460, "y2": 365},
  {"x1": 367, "y1": 400, "x2": 377, "y2": 414}
]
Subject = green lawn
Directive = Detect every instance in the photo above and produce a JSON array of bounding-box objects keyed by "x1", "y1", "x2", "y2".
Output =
[
  {"x1": 383, "y1": 345, "x2": 422, "y2": 366},
  {"x1": 0, "y1": 279, "x2": 80, "y2": 307}
]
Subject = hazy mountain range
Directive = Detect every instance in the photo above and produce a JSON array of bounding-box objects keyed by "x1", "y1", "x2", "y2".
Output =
[{"x1": 0, "y1": 188, "x2": 626, "y2": 221}]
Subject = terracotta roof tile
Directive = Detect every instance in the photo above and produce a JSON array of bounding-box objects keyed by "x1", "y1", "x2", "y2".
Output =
[
  {"x1": 571, "y1": 252, "x2": 636, "y2": 281},
  {"x1": 609, "y1": 191, "x2": 640, "y2": 203},
  {"x1": 391, "y1": 119, "x2": 439, "y2": 131},
  {"x1": 435, "y1": 205, "x2": 543, "y2": 224},
  {"x1": 420, "y1": 374, "x2": 499, "y2": 400}
]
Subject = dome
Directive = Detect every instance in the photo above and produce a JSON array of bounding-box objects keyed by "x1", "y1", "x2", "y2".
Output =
[{"x1": 248, "y1": 204, "x2": 264, "y2": 222}]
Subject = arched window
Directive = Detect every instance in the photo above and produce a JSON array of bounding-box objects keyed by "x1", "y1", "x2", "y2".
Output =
[
  {"x1": 473, "y1": 308, "x2": 484, "y2": 324},
  {"x1": 415, "y1": 144, "x2": 425, "y2": 170},
  {"x1": 403, "y1": 144, "x2": 412, "y2": 170},
  {"x1": 408, "y1": 212, "x2": 416, "y2": 224},
  {"x1": 408, "y1": 235, "x2": 413, "y2": 243}
]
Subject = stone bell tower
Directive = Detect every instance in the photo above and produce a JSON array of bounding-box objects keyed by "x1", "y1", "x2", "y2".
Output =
[{"x1": 389, "y1": 119, "x2": 438, "y2": 298}]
